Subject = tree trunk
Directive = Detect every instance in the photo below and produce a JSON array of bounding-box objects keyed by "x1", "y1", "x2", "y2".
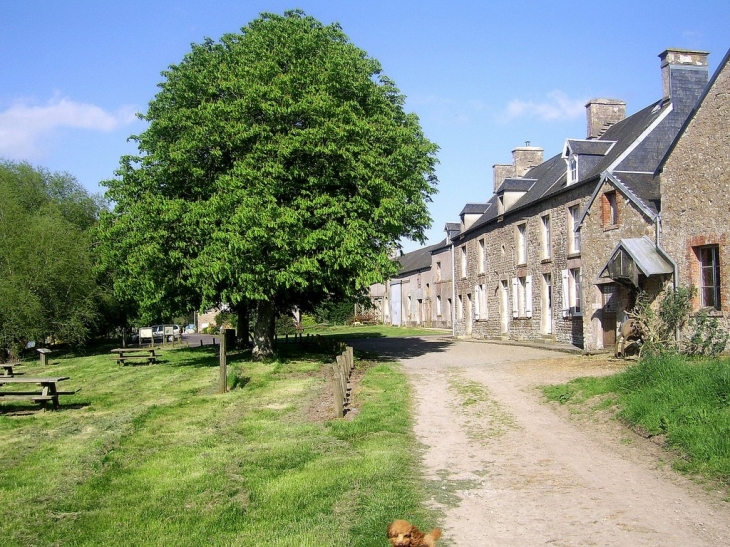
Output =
[
  {"x1": 234, "y1": 301, "x2": 250, "y2": 347},
  {"x1": 252, "y1": 300, "x2": 275, "y2": 360}
]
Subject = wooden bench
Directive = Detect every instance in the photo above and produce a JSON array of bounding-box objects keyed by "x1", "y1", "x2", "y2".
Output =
[
  {"x1": 110, "y1": 348, "x2": 158, "y2": 366},
  {"x1": 0, "y1": 377, "x2": 77, "y2": 410},
  {"x1": 1, "y1": 363, "x2": 22, "y2": 376}
]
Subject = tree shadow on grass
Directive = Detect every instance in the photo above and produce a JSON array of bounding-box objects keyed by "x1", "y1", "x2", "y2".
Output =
[
  {"x1": 347, "y1": 336, "x2": 454, "y2": 361},
  {"x1": 0, "y1": 401, "x2": 91, "y2": 415}
]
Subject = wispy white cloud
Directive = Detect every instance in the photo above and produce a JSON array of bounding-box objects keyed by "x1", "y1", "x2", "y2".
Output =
[
  {"x1": 0, "y1": 96, "x2": 137, "y2": 159},
  {"x1": 501, "y1": 91, "x2": 586, "y2": 122}
]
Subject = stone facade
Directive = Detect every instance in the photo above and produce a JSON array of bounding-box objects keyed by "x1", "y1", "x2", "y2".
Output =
[
  {"x1": 659, "y1": 48, "x2": 730, "y2": 324},
  {"x1": 370, "y1": 47, "x2": 729, "y2": 352}
]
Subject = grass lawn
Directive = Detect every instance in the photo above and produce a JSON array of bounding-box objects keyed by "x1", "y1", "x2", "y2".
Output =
[
  {"x1": 0, "y1": 342, "x2": 437, "y2": 546},
  {"x1": 543, "y1": 353, "x2": 730, "y2": 487},
  {"x1": 302, "y1": 324, "x2": 451, "y2": 339}
]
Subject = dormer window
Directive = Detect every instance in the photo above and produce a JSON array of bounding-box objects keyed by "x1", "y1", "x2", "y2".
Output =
[
  {"x1": 569, "y1": 156, "x2": 578, "y2": 184},
  {"x1": 562, "y1": 139, "x2": 615, "y2": 186}
]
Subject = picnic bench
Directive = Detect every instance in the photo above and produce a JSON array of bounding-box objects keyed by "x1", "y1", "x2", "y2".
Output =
[
  {"x1": 110, "y1": 348, "x2": 158, "y2": 366},
  {"x1": 1, "y1": 362, "x2": 21, "y2": 376},
  {"x1": 0, "y1": 376, "x2": 77, "y2": 410}
]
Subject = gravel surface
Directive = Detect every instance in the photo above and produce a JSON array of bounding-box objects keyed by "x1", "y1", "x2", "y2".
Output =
[{"x1": 350, "y1": 336, "x2": 730, "y2": 547}]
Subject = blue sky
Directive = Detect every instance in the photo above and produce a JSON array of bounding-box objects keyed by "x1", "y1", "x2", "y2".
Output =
[{"x1": 2, "y1": 1, "x2": 728, "y2": 252}]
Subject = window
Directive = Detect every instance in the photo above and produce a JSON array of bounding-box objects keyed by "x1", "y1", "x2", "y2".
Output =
[
  {"x1": 516, "y1": 224, "x2": 527, "y2": 265},
  {"x1": 478, "y1": 238, "x2": 486, "y2": 274},
  {"x1": 436, "y1": 295, "x2": 442, "y2": 316},
  {"x1": 569, "y1": 156, "x2": 577, "y2": 184},
  {"x1": 457, "y1": 295, "x2": 464, "y2": 320},
  {"x1": 436, "y1": 261, "x2": 442, "y2": 281},
  {"x1": 474, "y1": 284, "x2": 487, "y2": 320},
  {"x1": 511, "y1": 276, "x2": 532, "y2": 318},
  {"x1": 446, "y1": 298, "x2": 452, "y2": 321},
  {"x1": 461, "y1": 246, "x2": 467, "y2": 278},
  {"x1": 541, "y1": 214, "x2": 551, "y2": 260},
  {"x1": 602, "y1": 191, "x2": 618, "y2": 227},
  {"x1": 568, "y1": 205, "x2": 581, "y2": 254},
  {"x1": 561, "y1": 269, "x2": 582, "y2": 316},
  {"x1": 699, "y1": 245, "x2": 721, "y2": 310},
  {"x1": 479, "y1": 283, "x2": 487, "y2": 320}
]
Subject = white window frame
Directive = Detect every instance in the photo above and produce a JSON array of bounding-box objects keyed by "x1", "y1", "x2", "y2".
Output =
[
  {"x1": 568, "y1": 205, "x2": 581, "y2": 254},
  {"x1": 436, "y1": 295, "x2": 442, "y2": 316},
  {"x1": 562, "y1": 268, "x2": 582, "y2": 316},
  {"x1": 512, "y1": 276, "x2": 530, "y2": 318},
  {"x1": 461, "y1": 246, "x2": 467, "y2": 278},
  {"x1": 479, "y1": 283, "x2": 487, "y2": 320},
  {"x1": 516, "y1": 223, "x2": 527, "y2": 265},
  {"x1": 457, "y1": 294, "x2": 464, "y2": 321}
]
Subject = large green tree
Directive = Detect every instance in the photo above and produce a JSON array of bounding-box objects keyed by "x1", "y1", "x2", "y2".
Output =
[
  {"x1": 98, "y1": 10, "x2": 438, "y2": 359},
  {"x1": 0, "y1": 161, "x2": 102, "y2": 358}
]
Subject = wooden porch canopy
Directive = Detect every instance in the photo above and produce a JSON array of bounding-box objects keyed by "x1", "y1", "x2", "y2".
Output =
[{"x1": 599, "y1": 236, "x2": 674, "y2": 287}]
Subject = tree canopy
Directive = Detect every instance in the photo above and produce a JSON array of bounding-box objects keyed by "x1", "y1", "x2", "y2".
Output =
[
  {"x1": 98, "y1": 10, "x2": 438, "y2": 358},
  {"x1": 0, "y1": 161, "x2": 103, "y2": 358}
]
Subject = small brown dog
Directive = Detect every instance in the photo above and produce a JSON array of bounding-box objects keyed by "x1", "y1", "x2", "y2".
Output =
[{"x1": 387, "y1": 519, "x2": 442, "y2": 547}]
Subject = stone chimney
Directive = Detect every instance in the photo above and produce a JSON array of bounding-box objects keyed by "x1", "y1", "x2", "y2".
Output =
[
  {"x1": 512, "y1": 143, "x2": 543, "y2": 177},
  {"x1": 585, "y1": 99, "x2": 626, "y2": 139},
  {"x1": 492, "y1": 163, "x2": 514, "y2": 194},
  {"x1": 660, "y1": 48, "x2": 709, "y2": 101}
]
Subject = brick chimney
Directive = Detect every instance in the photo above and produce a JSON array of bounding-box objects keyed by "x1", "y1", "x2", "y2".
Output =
[
  {"x1": 585, "y1": 99, "x2": 626, "y2": 139},
  {"x1": 512, "y1": 143, "x2": 543, "y2": 177},
  {"x1": 660, "y1": 48, "x2": 709, "y2": 101}
]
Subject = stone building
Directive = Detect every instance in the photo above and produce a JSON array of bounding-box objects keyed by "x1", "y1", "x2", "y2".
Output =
[{"x1": 370, "y1": 47, "x2": 728, "y2": 350}]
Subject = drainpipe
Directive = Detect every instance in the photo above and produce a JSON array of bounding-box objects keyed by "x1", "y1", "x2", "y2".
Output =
[
  {"x1": 654, "y1": 213, "x2": 681, "y2": 348},
  {"x1": 451, "y1": 240, "x2": 456, "y2": 338}
]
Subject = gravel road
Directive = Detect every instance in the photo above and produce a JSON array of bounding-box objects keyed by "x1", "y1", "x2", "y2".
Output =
[{"x1": 350, "y1": 336, "x2": 730, "y2": 547}]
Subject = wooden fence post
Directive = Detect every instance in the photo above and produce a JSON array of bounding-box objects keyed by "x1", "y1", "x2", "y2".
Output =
[
  {"x1": 219, "y1": 333, "x2": 227, "y2": 393},
  {"x1": 332, "y1": 360, "x2": 344, "y2": 418}
]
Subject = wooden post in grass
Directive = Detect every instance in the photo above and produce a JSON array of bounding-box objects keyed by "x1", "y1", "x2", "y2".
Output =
[
  {"x1": 346, "y1": 346, "x2": 354, "y2": 374},
  {"x1": 219, "y1": 332, "x2": 227, "y2": 393},
  {"x1": 333, "y1": 358, "x2": 344, "y2": 418}
]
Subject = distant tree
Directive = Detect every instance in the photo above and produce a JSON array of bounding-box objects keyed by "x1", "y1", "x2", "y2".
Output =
[
  {"x1": 0, "y1": 161, "x2": 102, "y2": 358},
  {"x1": 97, "y1": 10, "x2": 438, "y2": 359}
]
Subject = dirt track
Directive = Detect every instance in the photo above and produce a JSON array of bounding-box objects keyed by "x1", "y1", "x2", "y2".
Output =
[{"x1": 350, "y1": 336, "x2": 730, "y2": 547}]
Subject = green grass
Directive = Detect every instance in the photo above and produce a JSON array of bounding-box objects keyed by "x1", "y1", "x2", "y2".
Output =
[
  {"x1": 543, "y1": 353, "x2": 730, "y2": 485},
  {"x1": 0, "y1": 344, "x2": 437, "y2": 546}
]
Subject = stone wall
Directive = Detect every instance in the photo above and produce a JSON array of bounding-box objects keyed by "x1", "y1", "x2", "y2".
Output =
[
  {"x1": 660, "y1": 54, "x2": 730, "y2": 324},
  {"x1": 579, "y1": 180, "x2": 657, "y2": 351},
  {"x1": 453, "y1": 184, "x2": 592, "y2": 347}
]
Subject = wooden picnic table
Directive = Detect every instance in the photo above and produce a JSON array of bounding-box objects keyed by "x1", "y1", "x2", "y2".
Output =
[
  {"x1": 110, "y1": 347, "x2": 158, "y2": 366},
  {"x1": 1, "y1": 363, "x2": 21, "y2": 376},
  {"x1": 0, "y1": 376, "x2": 75, "y2": 410}
]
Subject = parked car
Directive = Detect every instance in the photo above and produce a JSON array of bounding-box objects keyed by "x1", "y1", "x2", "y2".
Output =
[{"x1": 185, "y1": 324, "x2": 196, "y2": 334}]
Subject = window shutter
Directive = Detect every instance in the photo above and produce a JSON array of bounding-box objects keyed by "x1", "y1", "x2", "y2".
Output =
[
  {"x1": 474, "y1": 285, "x2": 480, "y2": 319},
  {"x1": 512, "y1": 277, "x2": 519, "y2": 318},
  {"x1": 561, "y1": 269, "x2": 570, "y2": 317},
  {"x1": 525, "y1": 275, "x2": 533, "y2": 318}
]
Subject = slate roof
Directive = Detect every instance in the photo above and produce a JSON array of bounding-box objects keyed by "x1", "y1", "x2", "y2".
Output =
[
  {"x1": 565, "y1": 139, "x2": 615, "y2": 156},
  {"x1": 460, "y1": 203, "x2": 489, "y2": 215},
  {"x1": 459, "y1": 95, "x2": 679, "y2": 239},
  {"x1": 659, "y1": 47, "x2": 730, "y2": 172},
  {"x1": 499, "y1": 178, "x2": 537, "y2": 192},
  {"x1": 394, "y1": 239, "x2": 447, "y2": 277}
]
